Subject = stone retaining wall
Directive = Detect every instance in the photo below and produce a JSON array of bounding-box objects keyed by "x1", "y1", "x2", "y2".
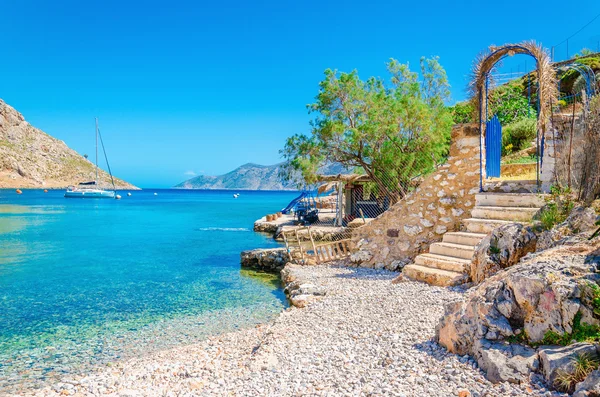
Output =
[{"x1": 350, "y1": 123, "x2": 481, "y2": 270}]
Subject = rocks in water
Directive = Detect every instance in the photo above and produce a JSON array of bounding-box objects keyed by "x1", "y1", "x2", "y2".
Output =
[
  {"x1": 539, "y1": 343, "x2": 599, "y2": 388},
  {"x1": 473, "y1": 340, "x2": 539, "y2": 384},
  {"x1": 240, "y1": 248, "x2": 288, "y2": 272}
]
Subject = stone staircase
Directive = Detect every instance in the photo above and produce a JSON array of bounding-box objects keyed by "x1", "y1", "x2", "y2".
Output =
[{"x1": 403, "y1": 191, "x2": 545, "y2": 286}]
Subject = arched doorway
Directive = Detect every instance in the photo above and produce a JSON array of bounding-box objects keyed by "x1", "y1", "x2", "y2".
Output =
[{"x1": 470, "y1": 41, "x2": 558, "y2": 192}]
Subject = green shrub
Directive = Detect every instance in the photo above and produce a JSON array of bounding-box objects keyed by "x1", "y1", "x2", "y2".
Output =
[
  {"x1": 502, "y1": 118, "x2": 537, "y2": 156},
  {"x1": 489, "y1": 84, "x2": 536, "y2": 125},
  {"x1": 537, "y1": 185, "x2": 576, "y2": 230},
  {"x1": 504, "y1": 154, "x2": 538, "y2": 164},
  {"x1": 449, "y1": 101, "x2": 475, "y2": 124}
]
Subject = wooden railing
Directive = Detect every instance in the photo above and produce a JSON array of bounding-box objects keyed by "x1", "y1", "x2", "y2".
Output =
[
  {"x1": 313, "y1": 239, "x2": 352, "y2": 263},
  {"x1": 281, "y1": 227, "x2": 352, "y2": 264}
]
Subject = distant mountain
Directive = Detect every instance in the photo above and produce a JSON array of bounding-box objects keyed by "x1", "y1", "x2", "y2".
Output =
[
  {"x1": 0, "y1": 99, "x2": 137, "y2": 189},
  {"x1": 174, "y1": 162, "x2": 348, "y2": 190}
]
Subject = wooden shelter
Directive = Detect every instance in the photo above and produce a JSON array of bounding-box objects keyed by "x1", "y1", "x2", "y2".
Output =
[{"x1": 316, "y1": 174, "x2": 387, "y2": 223}]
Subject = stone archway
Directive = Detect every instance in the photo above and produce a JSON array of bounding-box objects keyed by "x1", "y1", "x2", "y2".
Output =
[{"x1": 470, "y1": 41, "x2": 558, "y2": 191}]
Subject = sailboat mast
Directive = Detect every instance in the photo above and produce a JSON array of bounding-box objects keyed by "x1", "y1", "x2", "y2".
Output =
[{"x1": 95, "y1": 117, "x2": 99, "y2": 184}]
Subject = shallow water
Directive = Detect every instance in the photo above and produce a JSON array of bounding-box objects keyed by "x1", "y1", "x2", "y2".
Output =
[{"x1": 0, "y1": 189, "x2": 296, "y2": 393}]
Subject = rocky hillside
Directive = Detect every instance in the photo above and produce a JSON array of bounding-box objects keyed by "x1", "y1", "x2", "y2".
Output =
[
  {"x1": 0, "y1": 99, "x2": 136, "y2": 189},
  {"x1": 175, "y1": 162, "x2": 347, "y2": 190}
]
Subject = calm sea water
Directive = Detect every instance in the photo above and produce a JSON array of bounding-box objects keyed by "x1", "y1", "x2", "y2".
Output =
[{"x1": 0, "y1": 189, "x2": 297, "y2": 392}]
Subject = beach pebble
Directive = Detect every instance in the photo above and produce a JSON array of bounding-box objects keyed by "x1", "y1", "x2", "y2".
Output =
[{"x1": 16, "y1": 265, "x2": 553, "y2": 397}]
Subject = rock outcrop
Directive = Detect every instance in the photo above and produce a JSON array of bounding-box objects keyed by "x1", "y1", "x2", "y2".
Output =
[
  {"x1": 436, "y1": 234, "x2": 600, "y2": 389},
  {"x1": 240, "y1": 248, "x2": 288, "y2": 272},
  {"x1": 0, "y1": 99, "x2": 136, "y2": 189},
  {"x1": 470, "y1": 223, "x2": 539, "y2": 284},
  {"x1": 536, "y1": 206, "x2": 600, "y2": 251}
]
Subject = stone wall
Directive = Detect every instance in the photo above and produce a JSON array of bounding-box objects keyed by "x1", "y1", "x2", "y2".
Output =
[
  {"x1": 350, "y1": 123, "x2": 481, "y2": 270},
  {"x1": 549, "y1": 113, "x2": 586, "y2": 190}
]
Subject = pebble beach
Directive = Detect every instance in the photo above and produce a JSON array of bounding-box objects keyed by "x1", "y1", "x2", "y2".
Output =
[{"x1": 20, "y1": 265, "x2": 562, "y2": 397}]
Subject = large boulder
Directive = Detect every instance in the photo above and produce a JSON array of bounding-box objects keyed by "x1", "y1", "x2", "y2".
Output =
[
  {"x1": 470, "y1": 223, "x2": 538, "y2": 283},
  {"x1": 436, "y1": 236, "x2": 600, "y2": 374},
  {"x1": 473, "y1": 340, "x2": 539, "y2": 384}
]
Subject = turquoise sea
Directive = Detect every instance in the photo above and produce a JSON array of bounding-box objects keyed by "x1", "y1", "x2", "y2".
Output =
[{"x1": 0, "y1": 189, "x2": 297, "y2": 393}]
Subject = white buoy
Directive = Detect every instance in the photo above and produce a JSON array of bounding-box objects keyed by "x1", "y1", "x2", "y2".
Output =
[
  {"x1": 154, "y1": 192, "x2": 158, "y2": 196},
  {"x1": 115, "y1": 194, "x2": 122, "y2": 200},
  {"x1": 127, "y1": 192, "x2": 132, "y2": 196}
]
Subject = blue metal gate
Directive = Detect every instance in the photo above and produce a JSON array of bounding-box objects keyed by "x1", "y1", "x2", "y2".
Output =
[{"x1": 485, "y1": 115, "x2": 502, "y2": 178}]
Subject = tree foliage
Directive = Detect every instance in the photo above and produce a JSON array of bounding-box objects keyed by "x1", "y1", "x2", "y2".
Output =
[
  {"x1": 281, "y1": 57, "x2": 453, "y2": 201},
  {"x1": 488, "y1": 84, "x2": 536, "y2": 125},
  {"x1": 449, "y1": 101, "x2": 476, "y2": 123}
]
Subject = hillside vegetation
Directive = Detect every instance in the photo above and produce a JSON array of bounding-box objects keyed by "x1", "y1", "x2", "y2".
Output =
[{"x1": 0, "y1": 99, "x2": 136, "y2": 189}]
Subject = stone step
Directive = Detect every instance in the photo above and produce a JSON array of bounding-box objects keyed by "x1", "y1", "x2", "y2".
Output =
[
  {"x1": 464, "y1": 218, "x2": 513, "y2": 234},
  {"x1": 403, "y1": 264, "x2": 468, "y2": 287},
  {"x1": 414, "y1": 253, "x2": 471, "y2": 273},
  {"x1": 429, "y1": 242, "x2": 476, "y2": 260},
  {"x1": 443, "y1": 231, "x2": 487, "y2": 246},
  {"x1": 475, "y1": 193, "x2": 545, "y2": 208},
  {"x1": 471, "y1": 206, "x2": 539, "y2": 222},
  {"x1": 483, "y1": 179, "x2": 540, "y2": 193}
]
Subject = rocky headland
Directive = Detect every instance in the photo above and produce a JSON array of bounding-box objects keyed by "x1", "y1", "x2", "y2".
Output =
[{"x1": 0, "y1": 99, "x2": 137, "y2": 189}]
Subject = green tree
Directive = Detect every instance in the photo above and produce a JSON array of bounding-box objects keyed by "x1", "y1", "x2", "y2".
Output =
[
  {"x1": 488, "y1": 84, "x2": 536, "y2": 125},
  {"x1": 281, "y1": 57, "x2": 453, "y2": 202}
]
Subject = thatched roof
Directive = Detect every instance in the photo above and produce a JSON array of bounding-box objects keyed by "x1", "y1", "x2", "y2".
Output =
[{"x1": 470, "y1": 41, "x2": 558, "y2": 134}]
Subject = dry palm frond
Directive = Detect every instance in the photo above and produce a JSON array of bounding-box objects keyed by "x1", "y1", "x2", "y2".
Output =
[{"x1": 469, "y1": 41, "x2": 558, "y2": 136}]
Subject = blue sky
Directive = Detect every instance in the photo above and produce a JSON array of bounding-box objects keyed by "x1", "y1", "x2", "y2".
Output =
[{"x1": 1, "y1": 0, "x2": 599, "y2": 187}]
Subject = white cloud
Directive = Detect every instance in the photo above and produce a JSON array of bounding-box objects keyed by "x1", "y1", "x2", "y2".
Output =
[{"x1": 184, "y1": 170, "x2": 197, "y2": 177}]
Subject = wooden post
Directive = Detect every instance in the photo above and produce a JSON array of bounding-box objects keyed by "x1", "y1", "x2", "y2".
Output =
[
  {"x1": 294, "y1": 229, "x2": 304, "y2": 263},
  {"x1": 307, "y1": 227, "x2": 319, "y2": 264},
  {"x1": 359, "y1": 208, "x2": 366, "y2": 224}
]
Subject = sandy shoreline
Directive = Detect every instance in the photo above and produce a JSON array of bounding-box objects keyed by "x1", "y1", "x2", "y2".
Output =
[{"x1": 15, "y1": 265, "x2": 557, "y2": 397}]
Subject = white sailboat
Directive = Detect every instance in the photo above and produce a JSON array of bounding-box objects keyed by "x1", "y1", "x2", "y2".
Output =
[{"x1": 65, "y1": 118, "x2": 117, "y2": 199}]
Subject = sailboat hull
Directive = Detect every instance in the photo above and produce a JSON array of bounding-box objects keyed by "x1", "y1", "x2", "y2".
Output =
[{"x1": 64, "y1": 190, "x2": 116, "y2": 199}]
